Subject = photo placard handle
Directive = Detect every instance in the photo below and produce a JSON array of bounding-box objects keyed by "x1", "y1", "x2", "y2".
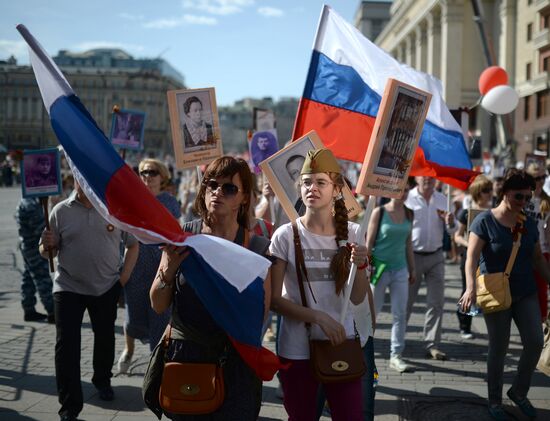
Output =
[
  {"x1": 339, "y1": 195, "x2": 376, "y2": 324},
  {"x1": 40, "y1": 196, "x2": 55, "y2": 273}
]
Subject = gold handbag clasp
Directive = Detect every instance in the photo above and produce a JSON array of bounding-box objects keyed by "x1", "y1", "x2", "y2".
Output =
[
  {"x1": 331, "y1": 361, "x2": 349, "y2": 372},
  {"x1": 181, "y1": 384, "x2": 200, "y2": 396}
]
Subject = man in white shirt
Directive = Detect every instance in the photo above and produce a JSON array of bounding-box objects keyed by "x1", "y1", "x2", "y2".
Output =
[{"x1": 405, "y1": 176, "x2": 456, "y2": 360}]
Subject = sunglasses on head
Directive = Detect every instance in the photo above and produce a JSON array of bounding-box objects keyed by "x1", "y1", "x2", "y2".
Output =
[
  {"x1": 139, "y1": 169, "x2": 159, "y2": 177},
  {"x1": 205, "y1": 179, "x2": 241, "y2": 196},
  {"x1": 512, "y1": 192, "x2": 532, "y2": 202}
]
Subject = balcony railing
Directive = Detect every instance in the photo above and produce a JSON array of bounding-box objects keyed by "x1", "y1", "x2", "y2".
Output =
[{"x1": 534, "y1": 28, "x2": 550, "y2": 49}]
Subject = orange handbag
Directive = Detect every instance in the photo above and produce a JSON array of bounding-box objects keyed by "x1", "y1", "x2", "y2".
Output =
[
  {"x1": 158, "y1": 326, "x2": 226, "y2": 415},
  {"x1": 159, "y1": 361, "x2": 225, "y2": 415}
]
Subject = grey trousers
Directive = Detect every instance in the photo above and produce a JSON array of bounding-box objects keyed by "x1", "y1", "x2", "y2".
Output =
[
  {"x1": 484, "y1": 293, "x2": 544, "y2": 404},
  {"x1": 406, "y1": 250, "x2": 445, "y2": 350}
]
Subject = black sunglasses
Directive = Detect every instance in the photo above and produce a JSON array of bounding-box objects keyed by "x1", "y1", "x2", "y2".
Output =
[
  {"x1": 481, "y1": 187, "x2": 493, "y2": 194},
  {"x1": 513, "y1": 193, "x2": 532, "y2": 202},
  {"x1": 140, "y1": 169, "x2": 159, "y2": 177},
  {"x1": 205, "y1": 179, "x2": 241, "y2": 196}
]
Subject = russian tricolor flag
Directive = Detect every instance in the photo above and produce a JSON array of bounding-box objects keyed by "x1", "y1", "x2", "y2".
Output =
[
  {"x1": 293, "y1": 5, "x2": 478, "y2": 190},
  {"x1": 17, "y1": 24, "x2": 281, "y2": 380}
]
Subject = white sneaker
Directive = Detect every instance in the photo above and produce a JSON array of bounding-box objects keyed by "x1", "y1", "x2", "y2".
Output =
[
  {"x1": 389, "y1": 355, "x2": 411, "y2": 373},
  {"x1": 460, "y1": 330, "x2": 474, "y2": 340},
  {"x1": 117, "y1": 350, "x2": 132, "y2": 374}
]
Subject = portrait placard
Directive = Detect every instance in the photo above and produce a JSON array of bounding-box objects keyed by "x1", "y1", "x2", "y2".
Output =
[
  {"x1": 357, "y1": 78, "x2": 432, "y2": 199},
  {"x1": 253, "y1": 108, "x2": 276, "y2": 131},
  {"x1": 21, "y1": 148, "x2": 62, "y2": 198},
  {"x1": 167, "y1": 87, "x2": 223, "y2": 169},
  {"x1": 524, "y1": 153, "x2": 546, "y2": 170},
  {"x1": 109, "y1": 108, "x2": 146, "y2": 150},
  {"x1": 260, "y1": 130, "x2": 361, "y2": 222},
  {"x1": 250, "y1": 129, "x2": 279, "y2": 173}
]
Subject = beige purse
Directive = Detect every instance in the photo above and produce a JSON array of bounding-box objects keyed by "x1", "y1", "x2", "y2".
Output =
[
  {"x1": 475, "y1": 220, "x2": 523, "y2": 314},
  {"x1": 537, "y1": 311, "x2": 550, "y2": 377}
]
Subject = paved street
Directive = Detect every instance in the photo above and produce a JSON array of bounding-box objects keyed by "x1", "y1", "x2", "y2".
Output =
[{"x1": 0, "y1": 185, "x2": 549, "y2": 420}]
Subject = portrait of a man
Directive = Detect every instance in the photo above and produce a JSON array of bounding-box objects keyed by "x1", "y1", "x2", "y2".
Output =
[
  {"x1": 109, "y1": 109, "x2": 145, "y2": 150},
  {"x1": 250, "y1": 130, "x2": 278, "y2": 170}
]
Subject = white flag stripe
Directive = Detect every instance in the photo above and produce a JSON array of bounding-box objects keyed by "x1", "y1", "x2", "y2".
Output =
[
  {"x1": 315, "y1": 6, "x2": 461, "y2": 133},
  {"x1": 16, "y1": 24, "x2": 73, "y2": 111}
]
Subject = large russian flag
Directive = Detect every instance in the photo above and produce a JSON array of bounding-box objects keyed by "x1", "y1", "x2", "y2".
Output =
[
  {"x1": 293, "y1": 5, "x2": 478, "y2": 190},
  {"x1": 17, "y1": 24, "x2": 281, "y2": 380}
]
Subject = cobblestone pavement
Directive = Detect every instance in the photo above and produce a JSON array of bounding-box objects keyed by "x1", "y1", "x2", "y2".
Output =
[{"x1": 1, "y1": 186, "x2": 549, "y2": 420}]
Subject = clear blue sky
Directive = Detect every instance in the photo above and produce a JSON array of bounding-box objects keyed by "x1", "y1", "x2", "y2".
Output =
[{"x1": 1, "y1": 1, "x2": 359, "y2": 106}]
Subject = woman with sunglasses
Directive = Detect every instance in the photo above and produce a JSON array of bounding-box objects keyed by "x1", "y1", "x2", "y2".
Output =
[
  {"x1": 117, "y1": 159, "x2": 181, "y2": 374},
  {"x1": 149, "y1": 156, "x2": 271, "y2": 419},
  {"x1": 459, "y1": 169, "x2": 550, "y2": 420},
  {"x1": 453, "y1": 175, "x2": 493, "y2": 340},
  {"x1": 269, "y1": 149, "x2": 373, "y2": 421},
  {"x1": 525, "y1": 162, "x2": 550, "y2": 320}
]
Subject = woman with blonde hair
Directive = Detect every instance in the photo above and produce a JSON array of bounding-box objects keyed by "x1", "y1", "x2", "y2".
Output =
[
  {"x1": 117, "y1": 158, "x2": 181, "y2": 374},
  {"x1": 525, "y1": 161, "x2": 550, "y2": 319},
  {"x1": 454, "y1": 174, "x2": 493, "y2": 339},
  {"x1": 269, "y1": 148, "x2": 373, "y2": 420}
]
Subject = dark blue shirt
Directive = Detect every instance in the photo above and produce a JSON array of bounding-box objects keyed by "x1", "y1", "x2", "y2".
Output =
[{"x1": 470, "y1": 210, "x2": 538, "y2": 301}]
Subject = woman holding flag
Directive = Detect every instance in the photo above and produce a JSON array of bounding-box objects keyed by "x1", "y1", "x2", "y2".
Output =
[
  {"x1": 269, "y1": 148, "x2": 373, "y2": 420},
  {"x1": 149, "y1": 156, "x2": 271, "y2": 419}
]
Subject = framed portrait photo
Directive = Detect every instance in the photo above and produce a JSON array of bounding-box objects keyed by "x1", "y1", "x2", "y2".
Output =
[
  {"x1": 525, "y1": 152, "x2": 546, "y2": 170},
  {"x1": 357, "y1": 78, "x2": 432, "y2": 199},
  {"x1": 21, "y1": 148, "x2": 62, "y2": 198},
  {"x1": 253, "y1": 108, "x2": 276, "y2": 131},
  {"x1": 109, "y1": 108, "x2": 146, "y2": 150},
  {"x1": 260, "y1": 130, "x2": 361, "y2": 222},
  {"x1": 167, "y1": 87, "x2": 223, "y2": 169},
  {"x1": 250, "y1": 129, "x2": 279, "y2": 173}
]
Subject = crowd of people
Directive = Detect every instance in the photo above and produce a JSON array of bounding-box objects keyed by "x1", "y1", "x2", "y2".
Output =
[{"x1": 12, "y1": 149, "x2": 550, "y2": 421}]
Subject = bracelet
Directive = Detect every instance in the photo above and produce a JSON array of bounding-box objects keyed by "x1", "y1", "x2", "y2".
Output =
[
  {"x1": 357, "y1": 260, "x2": 369, "y2": 271},
  {"x1": 156, "y1": 269, "x2": 173, "y2": 290}
]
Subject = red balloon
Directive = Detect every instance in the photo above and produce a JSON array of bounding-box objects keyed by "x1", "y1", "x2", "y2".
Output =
[{"x1": 478, "y1": 66, "x2": 508, "y2": 95}]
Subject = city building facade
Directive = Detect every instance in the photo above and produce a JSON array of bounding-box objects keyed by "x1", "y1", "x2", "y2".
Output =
[
  {"x1": 0, "y1": 49, "x2": 184, "y2": 155},
  {"x1": 356, "y1": 0, "x2": 546, "y2": 162}
]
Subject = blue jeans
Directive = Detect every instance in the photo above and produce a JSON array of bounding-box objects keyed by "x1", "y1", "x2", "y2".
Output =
[{"x1": 316, "y1": 336, "x2": 376, "y2": 421}]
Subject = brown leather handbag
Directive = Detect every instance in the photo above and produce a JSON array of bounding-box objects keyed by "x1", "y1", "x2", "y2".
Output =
[
  {"x1": 158, "y1": 326, "x2": 226, "y2": 415},
  {"x1": 292, "y1": 223, "x2": 366, "y2": 384}
]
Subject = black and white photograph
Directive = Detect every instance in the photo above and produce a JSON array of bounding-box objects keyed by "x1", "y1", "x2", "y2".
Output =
[
  {"x1": 357, "y1": 79, "x2": 431, "y2": 199},
  {"x1": 21, "y1": 148, "x2": 62, "y2": 198},
  {"x1": 260, "y1": 130, "x2": 360, "y2": 221},
  {"x1": 253, "y1": 108, "x2": 276, "y2": 131},
  {"x1": 167, "y1": 87, "x2": 223, "y2": 169},
  {"x1": 250, "y1": 129, "x2": 279, "y2": 172},
  {"x1": 109, "y1": 109, "x2": 146, "y2": 150},
  {"x1": 374, "y1": 88, "x2": 427, "y2": 178}
]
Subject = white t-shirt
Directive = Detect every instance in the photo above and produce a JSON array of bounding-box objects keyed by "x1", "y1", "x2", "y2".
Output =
[{"x1": 269, "y1": 218, "x2": 372, "y2": 360}]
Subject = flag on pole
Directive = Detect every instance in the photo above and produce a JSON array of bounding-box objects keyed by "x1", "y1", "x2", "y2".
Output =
[
  {"x1": 16, "y1": 24, "x2": 281, "y2": 380},
  {"x1": 293, "y1": 5, "x2": 478, "y2": 190}
]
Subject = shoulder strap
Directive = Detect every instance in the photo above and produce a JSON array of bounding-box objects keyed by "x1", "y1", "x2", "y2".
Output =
[
  {"x1": 292, "y1": 222, "x2": 313, "y2": 333},
  {"x1": 257, "y1": 218, "x2": 270, "y2": 238},
  {"x1": 374, "y1": 206, "x2": 385, "y2": 242}
]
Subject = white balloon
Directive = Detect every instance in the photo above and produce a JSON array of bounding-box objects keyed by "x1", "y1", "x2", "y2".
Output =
[{"x1": 481, "y1": 85, "x2": 519, "y2": 115}]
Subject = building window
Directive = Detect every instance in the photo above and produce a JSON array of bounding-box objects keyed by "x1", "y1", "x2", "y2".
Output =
[
  {"x1": 537, "y1": 89, "x2": 550, "y2": 118},
  {"x1": 525, "y1": 95, "x2": 531, "y2": 121},
  {"x1": 544, "y1": 56, "x2": 550, "y2": 72},
  {"x1": 527, "y1": 62, "x2": 532, "y2": 80},
  {"x1": 528, "y1": 23, "x2": 533, "y2": 41},
  {"x1": 542, "y1": 14, "x2": 550, "y2": 29}
]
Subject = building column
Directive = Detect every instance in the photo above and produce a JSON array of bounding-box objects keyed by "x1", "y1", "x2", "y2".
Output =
[
  {"x1": 415, "y1": 23, "x2": 428, "y2": 72},
  {"x1": 427, "y1": 8, "x2": 442, "y2": 78},
  {"x1": 405, "y1": 34, "x2": 416, "y2": 67},
  {"x1": 441, "y1": 0, "x2": 464, "y2": 107},
  {"x1": 499, "y1": 0, "x2": 516, "y2": 84}
]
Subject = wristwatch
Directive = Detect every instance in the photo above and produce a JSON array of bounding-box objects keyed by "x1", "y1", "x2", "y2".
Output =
[{"x1": 156, "y1": 269, "x2": 173, "y2": 290}]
